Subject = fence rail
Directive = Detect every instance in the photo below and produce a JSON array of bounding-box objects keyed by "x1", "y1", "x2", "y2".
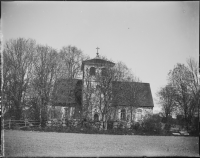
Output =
[
  {"x1": 2, "y1": 119, "x2": 131, "y2": 130},
  {"x1": 3, "y1": 119, "x2": 41, "y2": 129}
]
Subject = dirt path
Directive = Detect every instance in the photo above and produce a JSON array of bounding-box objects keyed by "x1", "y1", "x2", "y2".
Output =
[{"x1": 3, "y1": 130, "x2": 199, "y2": 157}]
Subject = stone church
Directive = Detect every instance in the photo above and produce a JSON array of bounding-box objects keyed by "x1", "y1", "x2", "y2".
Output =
[{"x1": 50, "y1": 51, "x2": 154, "y2": 124}]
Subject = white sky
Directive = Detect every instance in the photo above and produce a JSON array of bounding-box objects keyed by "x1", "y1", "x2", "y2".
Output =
[{"x1": 2, "y1": 1, "x2": 199, "y2": 113}]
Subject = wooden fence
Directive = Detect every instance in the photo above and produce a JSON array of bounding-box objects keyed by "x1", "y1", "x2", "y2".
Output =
[
  {"x1": 2, "y1": 119, "x2": 131, "y2": 130},
  {"x1": 3, "y1": 119, "x2": 40, "y2": 129}
]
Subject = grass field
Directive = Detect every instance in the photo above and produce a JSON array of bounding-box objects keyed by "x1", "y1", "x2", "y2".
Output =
[{"x1": 3, "y1": 130, "x2": 199, "y2": 157}]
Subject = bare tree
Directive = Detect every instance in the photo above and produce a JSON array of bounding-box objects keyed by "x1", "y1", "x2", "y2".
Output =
[
  {"x1": 81, "y1": 55, "x2": 143, "y2": 129},
  {"x1": 2, "y1": 38, "x2": 36, "y2": 120},
  {"x1": 80, "y1": 55, "x2": 117, "y2": 129},
  {"x1": 32, "y1": 45, "x2": 59, "y2": 127},
  {"x1": 110, "y1": 61, "x2": 144, "y2": 123},
  {"x1": 168, "y1": 63, "x2": 195, "y2": 129},
  {"x1": 112, "y1": 61, "x2": 132, "y2": 81},
  {"x1": 82, "y1": 67, "x2": 96, "y2": 120},
  {"x1": 95, "y1": 64, "x2": 116, "y2": 130},
  {"x1": 59, "y1": 46, "x2": 88, "y2": 79},
  {"x1": 157, "y1": 84, "x2": 176, "y2": 123},
  {"x1": 186, "y1": 58, "x2": 199, "y2": 110},
  {"x1": 51, "y1": 46, "x2": 89, "y2": 120}
]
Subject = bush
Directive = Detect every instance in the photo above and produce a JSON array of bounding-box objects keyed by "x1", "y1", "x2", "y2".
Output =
[
  {"x1": 189, "y1": 117, "x2": 199, "y2": 136},
  {"x1": 131, "y1": 122, "x2": 140, "y2": 131},
  {"x1": 141, "y1": 115, "x2": 162, "y2": 135},
  {"x1": 164, "y1": 123, "x2": 171, "y2": 131},
  {"x1": 11, "y1": 117, "x2": 171, "y2": 136},
  {"x1": 107, "y1": 121, "x2": 114, "y2": 130}
]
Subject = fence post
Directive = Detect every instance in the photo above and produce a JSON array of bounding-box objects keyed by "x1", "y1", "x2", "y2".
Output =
[
  {"x1": 9, "y1": 119, "x2": 11, "y2": 129},
  {"x1": 40, "y1": 108, "x2": 42, "y2": 128},
  {"x1": 25, "y1": 119, "x2": 27, "y2": 127}
]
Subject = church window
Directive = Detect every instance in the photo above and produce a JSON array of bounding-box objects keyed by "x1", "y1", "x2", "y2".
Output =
[
  {"x1": 136, "y1": 108, "x2": 143, "y2": 120},
  {"x1": 64, "y1": 107, "x2": 69, "y2": 119},
  {"x1": 101, "y1": 68, "x2": 108, "y2": 76},
  {"x1": 137, "y1": 109, "x2": 142, "y2": 113},
  {"x1": 90, "y1": 67, "x2": 96, "y2": 76},
  {"x1": 70, "y1": 107, "x2": 75, "y2": 119},
  {"x1": 94, "y1": 113, "x2": 99, "y2": 121},
  {"x1": 121, "y1": 109, "x2": 126, "y2": 120},
  {"x1": 137, "y1": 113, "x2": 142, "y2": 120}
]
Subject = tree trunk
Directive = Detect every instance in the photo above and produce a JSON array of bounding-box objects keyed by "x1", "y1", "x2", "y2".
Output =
[
  {"x1": 15, "y1": 101, "x2": 22, "y2": 120},
  {"x1": 15, "y1": 107, "x2": 22, "y2": 120},
  {"x1": 104, "y1": 121, "x2": 108, "y2": 130},
  {"x1": 79, "y1": 105, "x2": 83, "y2": 120},
  {"x1": 40, "y1": 98, "x2": 48, "y2": 128},
  {"x1": 130, "y1": 106, "x2": 133, "y2": 122},
  {"x1": 166, "y1": 114, "x2": 169, "y2": 123},
  {"x1": 104, "y1": 115, "x2": 108, "y2": 130},
  {"x1": 114, "y1": 107, "x2": 116, "y2": 120},
  {"x1": 41, "y1": 106, "x2": 47, "y2": 128},
  {"x1": 184, "y1": 108, "x2": 188, "y2": 130}
]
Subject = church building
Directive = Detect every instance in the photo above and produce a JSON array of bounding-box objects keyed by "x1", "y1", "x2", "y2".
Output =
[{"x1": 50, "y1": 49, "x2": 154, "y2": 126}]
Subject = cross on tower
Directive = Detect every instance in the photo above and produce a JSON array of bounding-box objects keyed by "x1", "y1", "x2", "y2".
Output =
[{"x1": 96, "y1": 47, "x2": 100, "y2": 57}]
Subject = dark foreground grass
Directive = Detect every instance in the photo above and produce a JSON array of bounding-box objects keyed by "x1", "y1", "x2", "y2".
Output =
[{"x1": 3, "y1": 130, "x2": 199, "y2": 157}]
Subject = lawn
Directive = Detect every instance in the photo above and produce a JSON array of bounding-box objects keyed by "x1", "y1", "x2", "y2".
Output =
[{"x1": 3, "y1": 130, "x2": 199, "y2": 157}]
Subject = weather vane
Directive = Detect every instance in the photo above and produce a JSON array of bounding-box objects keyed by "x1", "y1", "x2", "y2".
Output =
[{"x1": 96, "y1": 47, "x2": 100, "y2": 57}]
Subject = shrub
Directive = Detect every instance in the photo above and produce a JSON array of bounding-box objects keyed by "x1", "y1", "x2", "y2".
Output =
[
  {"x1": 141, "y1": 115, "x2": 162, "y2": 135},
  {"x1": 107, "y1": 121, "x2": 114, "y2": 130},
  {"x1": 164, "y1": 123, "x2": 171, "y2": 131},
  {"x1": 131, "y1": 122, "x2": 140, "y2": 131},
  {"x1": 189, "y1": 117, "x2": 199, "y2": 136}
]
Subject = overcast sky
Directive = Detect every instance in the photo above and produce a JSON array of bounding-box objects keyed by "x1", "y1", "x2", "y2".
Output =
[{"x1": 2, "y1": 1, "x2": 199, "y2": 113}]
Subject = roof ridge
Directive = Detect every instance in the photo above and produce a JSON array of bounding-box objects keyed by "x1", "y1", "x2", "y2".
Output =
[{"x1": 112, "y1": 81, "x2": 150, "y2": 84}]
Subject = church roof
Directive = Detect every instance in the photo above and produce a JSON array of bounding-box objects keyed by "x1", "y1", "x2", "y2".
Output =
[
  {"x1": 112, "y1": 81, "x2": 154, "y2": 107},
  {"x1": 81, "y1": 58, "x2": 115, "y2": 70},
  {"x1": 51, "y1": 78, "x2": 154, "y2": 108},
  {"x1": 51, "y1": 78, "x2": 82, "y2": 107}
]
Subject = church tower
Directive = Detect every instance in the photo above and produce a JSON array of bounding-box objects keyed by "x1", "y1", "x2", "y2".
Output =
[{"x1": 81, "y1": 48, "x2": 115, "y2": 121}]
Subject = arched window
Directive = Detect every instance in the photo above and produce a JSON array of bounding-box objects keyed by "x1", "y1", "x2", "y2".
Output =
[
  {"x1": 137, "y1": 109, "x2": 142, "y2": 113},
  {"x1": 94, "y1": 113, "x2": 99, "y2": 121},
  {"x1": 90, "y1": 67, "x2": 96, "y2": 76},
  {"x1": 121, "y1": 109, "x2": 126, "y2": 120},
  {"x1": 136, "y1": 108, "x2": 143, "y2": 121},
  {"x1": 101, "y1": 68, "x2": 107, "y2": 76}
]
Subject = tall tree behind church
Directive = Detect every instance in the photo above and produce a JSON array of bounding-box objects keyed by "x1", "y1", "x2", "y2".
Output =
[
  {"x1": 157, "y1": 84, "x2": 176, "y2": 123},
  {"x1": 95, "y1": 63, "x2": 116, "y2": 130},
  {"x1": 112, "y1": 62, "x2": 145, "y2": 122},
  {"x1": 94, "y1": 57, "x2": 140, "y2": 129},
  {"x1": 58, "y1": 46, "x2": 89, "y2": 118},
  {"x1": 2, "y1": 38, "x2": 36, "y2": 120},
  {"x1": 59, "y1": 46, "x2": 89, "y2": 79},
  {"x1": 113, "y1": 61, "x2": 134, "y2": 82},
  {"x1": 32, "y1": 45, "x2": 59, "y2": 127}
]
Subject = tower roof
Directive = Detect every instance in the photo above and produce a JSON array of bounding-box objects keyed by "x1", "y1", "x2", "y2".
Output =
[
  {"x1": 81, "y1": 48, "x2": 115, "y2": 70},
  {"x1": 81, "y1": 58, "x2": 115, "y2": 70}
]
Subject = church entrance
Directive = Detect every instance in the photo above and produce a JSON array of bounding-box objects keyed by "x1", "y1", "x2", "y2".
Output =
[{"x1": 94, "y1": 113, "x2": 99, "y2": 121}]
